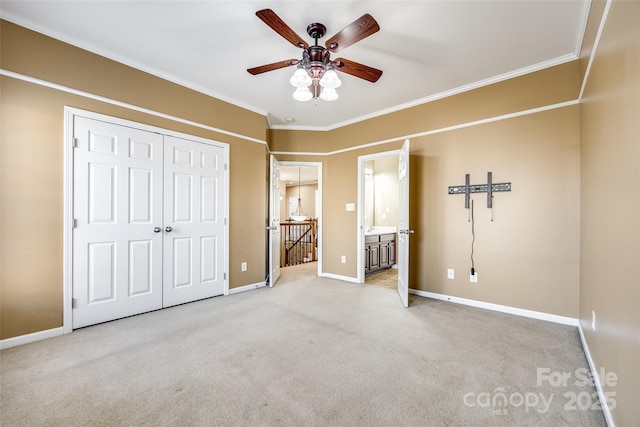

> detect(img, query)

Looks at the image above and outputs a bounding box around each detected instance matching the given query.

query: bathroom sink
[364,226,397,236]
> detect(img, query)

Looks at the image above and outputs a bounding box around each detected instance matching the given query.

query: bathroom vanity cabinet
[364,233,396,275]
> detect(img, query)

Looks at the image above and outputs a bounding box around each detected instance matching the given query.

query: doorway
[358,140,411,307]
[358,152,399,286]
[275,162,322,280]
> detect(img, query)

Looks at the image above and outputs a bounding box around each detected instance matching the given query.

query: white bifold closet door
[72,117,225,329]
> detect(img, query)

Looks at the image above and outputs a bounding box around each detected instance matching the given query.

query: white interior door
[268,155,281,287]
[397,139,411,307]
[72,117,164,328]
[162,135,226,307]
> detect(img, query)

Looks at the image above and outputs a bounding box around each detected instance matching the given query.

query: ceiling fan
[247,9,383,101]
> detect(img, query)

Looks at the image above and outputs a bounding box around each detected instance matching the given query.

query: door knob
[165,226,172,232]
[153,227,162,233]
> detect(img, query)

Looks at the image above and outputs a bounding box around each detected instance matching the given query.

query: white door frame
[356,149,400,284]
[62,107,230,334]
[278,161,323,276]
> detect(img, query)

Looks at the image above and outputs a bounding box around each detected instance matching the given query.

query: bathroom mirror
[364,157,399,233]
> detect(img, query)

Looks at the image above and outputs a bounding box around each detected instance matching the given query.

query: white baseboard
[229,281,267,295]
[409,289,579,326]
[578,324,616,427]
[319,272,360,283]
[0,327,64,350]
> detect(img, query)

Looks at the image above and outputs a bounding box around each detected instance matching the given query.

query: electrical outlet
[470,272,478,283]
[341,256,346,264]
[591,311,596,331]
[447,269,455,279]
[241,262,247,272]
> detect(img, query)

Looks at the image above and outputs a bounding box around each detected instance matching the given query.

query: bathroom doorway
[357,151,400,285]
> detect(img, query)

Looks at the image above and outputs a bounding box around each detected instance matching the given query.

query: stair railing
[280,219,317,267]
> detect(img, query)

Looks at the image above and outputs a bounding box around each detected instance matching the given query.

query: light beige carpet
[1,264,605,426]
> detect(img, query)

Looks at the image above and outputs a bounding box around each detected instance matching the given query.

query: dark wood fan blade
[325,14,380,52]
[247,59,299,75]
[256,9,309,49]
[332,58,383,83]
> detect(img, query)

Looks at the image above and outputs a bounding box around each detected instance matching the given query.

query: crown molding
[0,12,269,119]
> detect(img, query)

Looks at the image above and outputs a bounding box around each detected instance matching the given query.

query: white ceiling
[280,166,318,186]
[0,1,590,131]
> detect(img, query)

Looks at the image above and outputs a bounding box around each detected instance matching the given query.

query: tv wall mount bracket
[448,172,511,208]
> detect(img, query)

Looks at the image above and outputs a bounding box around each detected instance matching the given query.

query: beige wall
[0,21,268,339]
[579,1,640,425]
[408,107,580,316]
[285,184,318,220]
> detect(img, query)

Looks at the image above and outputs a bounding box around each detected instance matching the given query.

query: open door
[397,139,412,307]
[268,155,281,287]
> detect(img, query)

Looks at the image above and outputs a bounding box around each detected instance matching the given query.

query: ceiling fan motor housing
[306,22,327,39]
[301,46,331,79]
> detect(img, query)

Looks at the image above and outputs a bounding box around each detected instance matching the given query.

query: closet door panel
[163,135,225,307]
[72,117,163,328]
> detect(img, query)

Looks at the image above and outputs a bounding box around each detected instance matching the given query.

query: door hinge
[73,218,78,228]
[72,298,77,308]
[224,218,227,225]
[224,273,227,280]
[72,138,78,148]
[224,163,228,171]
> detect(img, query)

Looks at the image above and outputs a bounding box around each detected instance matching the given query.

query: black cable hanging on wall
[470,199,475,276]
[449,172,512,277]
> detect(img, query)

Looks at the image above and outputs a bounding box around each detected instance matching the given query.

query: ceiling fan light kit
[319,69,342,89]
[319,87,339,102]
[248,9,383,103]
[290,67,312,88]
[293,86,314,102]
[290,64,341,102]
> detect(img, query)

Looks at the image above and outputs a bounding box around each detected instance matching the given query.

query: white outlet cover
[470,272,478,283]
[346,203,355,211]
[447,269,454,279]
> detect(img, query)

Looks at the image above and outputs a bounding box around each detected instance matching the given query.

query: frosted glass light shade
[293,87,313,101]
[319,87,339,101]
[319,69,341,89]
[290,68,312,88]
